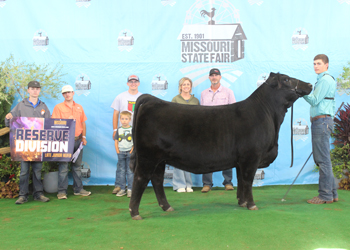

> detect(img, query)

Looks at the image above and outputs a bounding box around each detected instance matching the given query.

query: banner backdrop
[1,0,350,187]
[10,118,76,162]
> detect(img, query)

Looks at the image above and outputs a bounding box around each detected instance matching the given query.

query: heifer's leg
[151,162,173,212]
[129,161,153,220]
[236,167,246,207]
[241,165,259,210]
[238,158,259,210]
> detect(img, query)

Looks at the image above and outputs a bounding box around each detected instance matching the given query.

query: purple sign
[10,117,75,162]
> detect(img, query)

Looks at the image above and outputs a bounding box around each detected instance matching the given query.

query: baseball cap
[61,85,74,93]
[127,75,140,82]
[28,81,41,88]
[209,68,221,76]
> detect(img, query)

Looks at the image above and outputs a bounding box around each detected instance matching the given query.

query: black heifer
[129,73,312,220]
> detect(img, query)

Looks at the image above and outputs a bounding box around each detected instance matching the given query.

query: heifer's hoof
[239,201,247,207]
[248,205,259,210]
[132,215,143,220]
[166,207,174,212]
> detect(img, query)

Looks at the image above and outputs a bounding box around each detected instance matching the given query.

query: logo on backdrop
[338,0,350,4]
[164,165,174,185]
[76,0,91,8]
[161,0,176,6]
[256,73,269,88]
[178,0,246,88]
[151,74,168,97]
[81,162,91,183]
[293,118,309,141]
[178,0,247,63]
[75,73,91,96]
[248,0,264,5]
[33,29,49,52]
[118,29,134,52]
[292,28,309,51]
[0,0,6,8]
[253,169,265,187]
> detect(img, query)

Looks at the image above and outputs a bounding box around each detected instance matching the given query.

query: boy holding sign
[5,81,51,204]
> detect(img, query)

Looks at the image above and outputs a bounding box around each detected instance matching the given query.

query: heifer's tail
[129,94,153,173]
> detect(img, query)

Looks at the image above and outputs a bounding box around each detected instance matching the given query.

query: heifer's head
[265,72,312,108]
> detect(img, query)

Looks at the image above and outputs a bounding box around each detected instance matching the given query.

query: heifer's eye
[285,78,289,82]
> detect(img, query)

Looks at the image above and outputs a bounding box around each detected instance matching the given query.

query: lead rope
[289,80,300,168]
[289,104,294,168]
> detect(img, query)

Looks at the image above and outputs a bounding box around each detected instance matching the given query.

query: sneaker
[201,186,211,193]
[74,189,91,196]
[112,186,121,194]
[186,187,194,193]
[57,193,67,199]
[127,190,132,198]
[116,189,126,197]
[225,184,234,191]
[34,195,50,202]
[15,197,28,205]
[177,188,186,193]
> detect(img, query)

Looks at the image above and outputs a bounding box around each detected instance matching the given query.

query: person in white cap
[5,81,51,204]
[51,85,91,199]
[110,75,142,194]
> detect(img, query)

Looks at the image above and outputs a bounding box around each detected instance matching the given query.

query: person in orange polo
[51,85,91,199]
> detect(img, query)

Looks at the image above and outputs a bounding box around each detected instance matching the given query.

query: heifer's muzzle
[294,80,303,97]
[293,80,312,97]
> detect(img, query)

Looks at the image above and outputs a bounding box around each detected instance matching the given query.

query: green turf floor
[0,185,349,250]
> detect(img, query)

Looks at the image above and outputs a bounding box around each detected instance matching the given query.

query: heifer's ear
[266,72,278,87]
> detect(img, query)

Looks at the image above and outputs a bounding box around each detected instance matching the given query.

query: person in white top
[110,75,142,194]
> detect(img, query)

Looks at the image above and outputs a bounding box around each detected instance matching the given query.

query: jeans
[311,117,338,201]
[202,169,233,187]
[58,139,84,194]
[173,168,192,190]
[115,151,134,190]
[19,161,44,199]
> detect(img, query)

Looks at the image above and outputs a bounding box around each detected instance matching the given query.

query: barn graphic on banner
[33,30,49,52]
[74,74,91,96]
[118,29,134,52]
[256,73,269,88]
[151,74,168,97]
[293,118,309,141]
[292,27,309,51]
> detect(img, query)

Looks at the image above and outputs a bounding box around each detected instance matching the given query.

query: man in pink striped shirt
[200,68,236,193]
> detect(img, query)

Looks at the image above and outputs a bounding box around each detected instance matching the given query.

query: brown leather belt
[75,134,82,141]
[311,115,331,123]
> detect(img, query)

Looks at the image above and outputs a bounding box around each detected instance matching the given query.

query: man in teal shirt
[303,54,338,204]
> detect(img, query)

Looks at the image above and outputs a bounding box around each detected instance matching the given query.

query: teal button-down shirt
[303,71,336,118]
